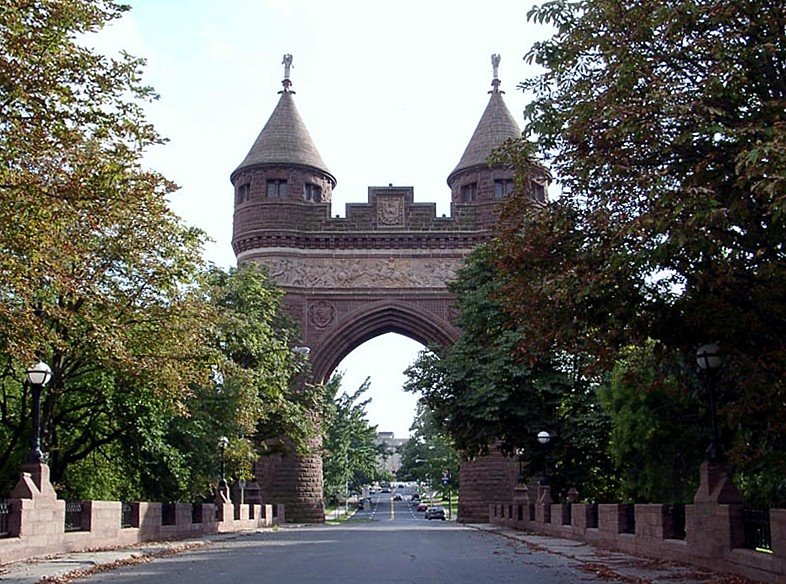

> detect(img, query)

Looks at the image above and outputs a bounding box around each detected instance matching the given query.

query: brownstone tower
[231,55,537,522]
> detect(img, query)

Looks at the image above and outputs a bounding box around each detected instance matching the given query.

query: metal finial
[490,54,502,92]
[281,53,294,93]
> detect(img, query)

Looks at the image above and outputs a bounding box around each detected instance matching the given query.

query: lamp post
[441,469,451,520]
[238,479,246,505]
[515,447,526,484]
[26,361,52,464]
[537,431,551,485]
[696,343,722,461]
[217,436,229,490]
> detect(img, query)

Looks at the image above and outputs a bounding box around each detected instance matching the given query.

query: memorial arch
[230,56,547,522]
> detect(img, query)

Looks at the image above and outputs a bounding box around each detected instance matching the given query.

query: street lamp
[26,361,52,464]
[537,431,551,485]
[515,447,526,484]
[238,478,246,505]
[217,436,229,489]
[441,469,452,520]
[696,343,722,461]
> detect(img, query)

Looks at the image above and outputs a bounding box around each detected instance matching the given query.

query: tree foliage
[0,2,314,503]
[598,342,704,503]
[492,0,786,504]
[322,376,381,502]
[134,264,317,503]
[397,404,459,493]
[0,0,214,494]
[404,245,616,501]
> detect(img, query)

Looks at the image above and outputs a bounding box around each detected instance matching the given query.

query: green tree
[0,0,214,495]
[0,4,315,502]
[494,0,786,505]
[404,245,616,501]
[322,376,380,502]
[0,2,326,503]
[598,343,704,503]
[54,264,317,503]
[397,404,459,494]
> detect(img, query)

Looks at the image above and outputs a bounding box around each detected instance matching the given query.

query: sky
[95,0,551,438]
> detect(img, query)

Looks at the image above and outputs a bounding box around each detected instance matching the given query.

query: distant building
[376,432,408,475]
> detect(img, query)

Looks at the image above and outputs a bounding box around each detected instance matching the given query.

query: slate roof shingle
[448,89,521,184]
[233,91,335,185]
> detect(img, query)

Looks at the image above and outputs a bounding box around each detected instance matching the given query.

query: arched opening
[331,333,424,439]
[309,299,459,384]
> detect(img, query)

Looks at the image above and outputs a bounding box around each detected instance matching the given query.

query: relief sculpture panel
[376,195,405,226]
[259,256,462,289]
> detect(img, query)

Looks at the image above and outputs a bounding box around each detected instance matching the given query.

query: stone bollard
[537,484,552,524]
[687,461,744,569]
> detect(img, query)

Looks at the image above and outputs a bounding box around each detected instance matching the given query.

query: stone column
[513,484,529,526]
[536,484,552,524]
[254,434,324,523]
[245,477,262,505]
[458,448,517,523]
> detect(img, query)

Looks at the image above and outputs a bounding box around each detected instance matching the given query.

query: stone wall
[489,462,786,584]
[0,464,284,566]
[233,183,528,522]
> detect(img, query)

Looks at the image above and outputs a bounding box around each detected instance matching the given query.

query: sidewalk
[0,531,263,584]
[470,524,762,584]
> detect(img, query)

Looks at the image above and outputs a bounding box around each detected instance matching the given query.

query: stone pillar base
[693,460,742,504]
[12,463,58,500]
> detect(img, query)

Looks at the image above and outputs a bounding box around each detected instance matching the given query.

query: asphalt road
[78,492,606,584]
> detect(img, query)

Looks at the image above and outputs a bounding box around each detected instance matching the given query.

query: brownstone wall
[1,465,284,565]
[253,441,324,524]
[232,173,529,522]
[458,449,518,523]
[489,465,786,584]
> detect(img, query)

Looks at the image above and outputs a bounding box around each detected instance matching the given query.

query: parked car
[411,493,420,501]
[425,506,446,520]
[416,502,428,512]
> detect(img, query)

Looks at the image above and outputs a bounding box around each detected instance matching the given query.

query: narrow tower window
[494,179,514,199]
[304,183,321,202]
[267,179,288,198]
[236,183,250,203]
[460,182,477,203]
[532,182,546,202]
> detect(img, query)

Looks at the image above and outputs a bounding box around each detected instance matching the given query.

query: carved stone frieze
[257,256,461,289]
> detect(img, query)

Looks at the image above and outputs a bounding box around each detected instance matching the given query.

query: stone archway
[230,61,537,523]
[237,185,498,522]
[308,299,459,384]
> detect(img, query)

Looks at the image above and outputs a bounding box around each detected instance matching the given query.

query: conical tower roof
[232,61,335,185]
[448,56,521,184]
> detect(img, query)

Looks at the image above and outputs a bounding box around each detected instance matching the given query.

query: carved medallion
[308,300,336,328]
[377,195,404,226]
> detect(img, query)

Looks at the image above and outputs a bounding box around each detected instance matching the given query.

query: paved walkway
[471,524,762,583]
[0,524,764,584]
